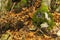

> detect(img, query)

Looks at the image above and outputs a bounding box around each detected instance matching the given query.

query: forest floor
[0,0,60,40]
[0,7,60,40]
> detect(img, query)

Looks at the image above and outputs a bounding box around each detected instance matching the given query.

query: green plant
[32,0,55,30]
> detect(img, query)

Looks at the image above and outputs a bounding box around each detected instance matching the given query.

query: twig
[10,2,16,13]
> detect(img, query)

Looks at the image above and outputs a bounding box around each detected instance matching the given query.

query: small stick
[10,2,16,13]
